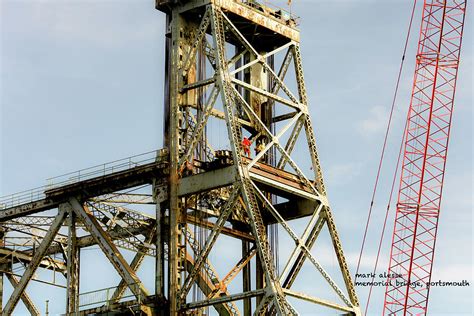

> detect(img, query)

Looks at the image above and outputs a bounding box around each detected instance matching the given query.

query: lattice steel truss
[163,1,361,315]
[384,1,467,315]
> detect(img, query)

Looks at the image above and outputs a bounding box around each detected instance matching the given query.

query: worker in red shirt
[241,137,251,158]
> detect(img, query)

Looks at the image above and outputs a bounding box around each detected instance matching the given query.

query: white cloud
[356,105,389,136]
[432,263,473,282]
[325,162,362,186]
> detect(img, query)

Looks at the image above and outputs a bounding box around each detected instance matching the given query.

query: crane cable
[355,0,418,284]
[364,118,408,315]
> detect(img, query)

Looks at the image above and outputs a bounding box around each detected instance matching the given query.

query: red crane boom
[383,0,467,315]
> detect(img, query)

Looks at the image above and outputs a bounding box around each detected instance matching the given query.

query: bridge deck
[1,149,316,221]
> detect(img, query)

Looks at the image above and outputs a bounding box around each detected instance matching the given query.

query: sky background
[0,0,472,315]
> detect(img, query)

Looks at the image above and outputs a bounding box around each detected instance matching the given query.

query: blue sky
[1,0,472,315]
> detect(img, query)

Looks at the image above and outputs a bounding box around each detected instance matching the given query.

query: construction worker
[185,160,193,175]
[179,160,194,176]
[255,141,265,156]
[242,137,251,158]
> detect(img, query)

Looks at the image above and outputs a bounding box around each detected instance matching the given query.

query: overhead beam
[0,248,66,272]
[216,0,299,42]
[44,225,150,257]
[187,103,253,128]
[249,172,317,201]
[178,166,236,196]
[187,215,254,242]
[269,199,321,224]
[0,199,57,222]
[183,289,266,310]
[91,193,154,205]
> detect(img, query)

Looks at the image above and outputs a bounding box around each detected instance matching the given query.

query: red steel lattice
[383,0,467,315]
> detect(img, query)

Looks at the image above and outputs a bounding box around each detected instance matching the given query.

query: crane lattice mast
[383,1,467,315]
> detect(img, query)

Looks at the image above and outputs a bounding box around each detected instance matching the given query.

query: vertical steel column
[155,202,165,301]
[163,13,172,149]
[0,270,2,315]
[153,179,167,308]
[242,241,251,316]
[66,209,80,314]
[66,210,80,314]
[168,8,184,315]
[0,229,4,314]
[255,257,264,308]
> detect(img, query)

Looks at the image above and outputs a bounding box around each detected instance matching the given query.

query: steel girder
[5,274,40,316]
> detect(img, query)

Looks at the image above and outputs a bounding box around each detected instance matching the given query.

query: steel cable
[355,0,418,286]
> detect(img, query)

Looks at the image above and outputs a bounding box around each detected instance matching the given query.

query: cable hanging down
[355,0,418,283]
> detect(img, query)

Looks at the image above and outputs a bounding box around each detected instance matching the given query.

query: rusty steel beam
[0,199,57,222]
[66,210,80,314]
[44,225,150,257]
[0,161,168,221]
[110,228,156,303]
[3,207,67,314]
[214,0,299,42]
[183,288,266,310]
[6,274,41,316]
[178,166,236,196]
[0,248,67,273]
[186,215,254,242]
[184,253,234,316]
[91,193,154,205]
[68,198,150,301]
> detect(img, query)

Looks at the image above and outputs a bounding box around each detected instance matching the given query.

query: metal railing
[240,0,300,26]
[0,149,168,210]
[78,283,142,310]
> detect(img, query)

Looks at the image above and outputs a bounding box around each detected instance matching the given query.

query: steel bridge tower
[0,1,361,315]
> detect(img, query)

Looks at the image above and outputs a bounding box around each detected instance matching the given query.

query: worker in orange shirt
[241,137,251,158]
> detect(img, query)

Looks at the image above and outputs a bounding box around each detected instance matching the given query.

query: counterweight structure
[0,1,361,315]
[383,0,467,315]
